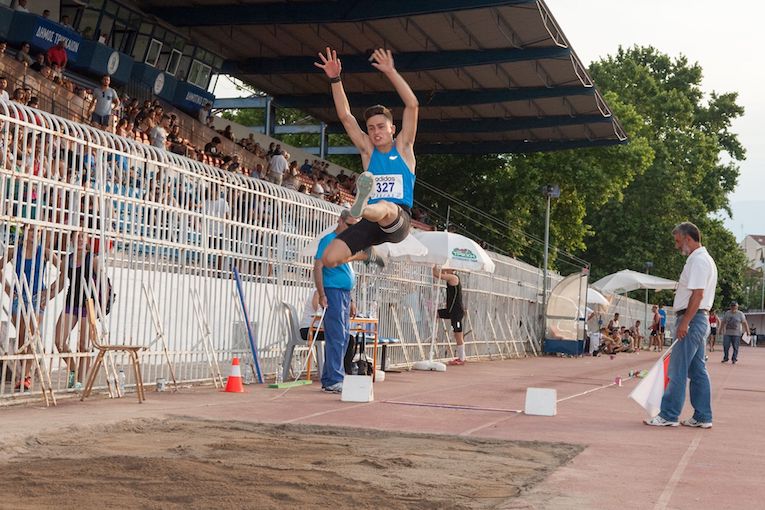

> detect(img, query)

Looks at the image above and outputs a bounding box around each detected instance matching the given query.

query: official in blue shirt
[314,210,362,392]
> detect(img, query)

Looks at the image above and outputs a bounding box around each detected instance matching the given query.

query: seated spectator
[282,163,299,190]
[16,42,33,66]
[27,96,38,109]
[42,9,50,18]
[0,77,8,102]
[198,102,211,124]
[115,118,130,138]
[250,163,263,179]
[607,313,620,333]
[60,15,74,30]
[619,327,635,352]
[11,87,25,103]
[46,41,68,69]
[81,26,93,39]
[311,177,325,199]
[221,124,234,140]
[14,0,29,13]
[251,142,265,158]
[167,124,186,152]
[297,184,309,194]
[226,154,241,173]
[204,136,222,156]
[30,52,45,72]
[599,328,625,354]
[300,159,312,175]
[0,41,7,56]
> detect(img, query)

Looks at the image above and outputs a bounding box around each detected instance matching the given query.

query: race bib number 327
[372,174,404,200]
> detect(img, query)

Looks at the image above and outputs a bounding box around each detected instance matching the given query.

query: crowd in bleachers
[0,36,365,210]
[0,34,442,237]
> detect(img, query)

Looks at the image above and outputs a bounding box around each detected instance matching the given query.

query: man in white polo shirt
[645,222,717,429]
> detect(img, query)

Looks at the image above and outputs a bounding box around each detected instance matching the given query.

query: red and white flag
[629,342,676,416]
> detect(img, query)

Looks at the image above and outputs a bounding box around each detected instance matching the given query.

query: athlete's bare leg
[321,201,399,268]
[362,201,398,225]
[321,238,353,269]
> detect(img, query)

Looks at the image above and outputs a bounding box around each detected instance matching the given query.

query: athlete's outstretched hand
[370,48,395,74]
[314,47,342,78]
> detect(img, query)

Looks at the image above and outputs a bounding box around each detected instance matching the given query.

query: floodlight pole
[540,185,559,336]
[542,193,551,315]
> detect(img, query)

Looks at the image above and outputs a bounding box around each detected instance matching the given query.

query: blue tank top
[367,145,415,208]
[15,245,46,295]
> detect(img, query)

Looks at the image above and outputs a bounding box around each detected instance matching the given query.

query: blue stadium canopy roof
[140,0,627,154]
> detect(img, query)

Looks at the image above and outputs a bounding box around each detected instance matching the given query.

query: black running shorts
[451,313,464,333]
[336,205,411,255]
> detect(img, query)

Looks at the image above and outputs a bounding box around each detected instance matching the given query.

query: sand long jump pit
[0,417,581,509]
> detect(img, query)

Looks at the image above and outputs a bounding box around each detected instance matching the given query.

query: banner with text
[30,17,82,63]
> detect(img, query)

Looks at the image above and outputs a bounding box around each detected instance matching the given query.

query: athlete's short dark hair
[364,104,393,123]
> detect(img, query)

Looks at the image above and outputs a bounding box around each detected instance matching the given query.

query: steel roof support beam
[414,138,626,154]
[246,113,610,135]
[302,138,625,155]
[150,0,536,27]
[321,114,612,134]
[270,86,593,109]
[213,97,270,109]
[221,47,570,74]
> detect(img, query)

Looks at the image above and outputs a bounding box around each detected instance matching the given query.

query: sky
[546,0,764,239]
[214,1,762,239]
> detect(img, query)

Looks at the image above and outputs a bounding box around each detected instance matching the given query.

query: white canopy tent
[587,288,609,307]
[593,269,677,340]
[592,270,677,294]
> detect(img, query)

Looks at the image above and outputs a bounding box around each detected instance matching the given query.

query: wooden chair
[81,298,146,403]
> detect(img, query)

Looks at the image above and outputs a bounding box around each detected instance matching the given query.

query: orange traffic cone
[224,357,245,393]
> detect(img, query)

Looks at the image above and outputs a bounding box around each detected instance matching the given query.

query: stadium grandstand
[0,0,644,402]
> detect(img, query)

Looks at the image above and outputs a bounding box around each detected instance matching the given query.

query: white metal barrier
[0,100,645,402]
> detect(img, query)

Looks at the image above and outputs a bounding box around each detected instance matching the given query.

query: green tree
[413,90,654,267]
[583,46,746,304]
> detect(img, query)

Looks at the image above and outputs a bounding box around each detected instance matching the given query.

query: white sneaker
[681,417,712,429]
[644,415,679,427]
[322,382,343,394]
